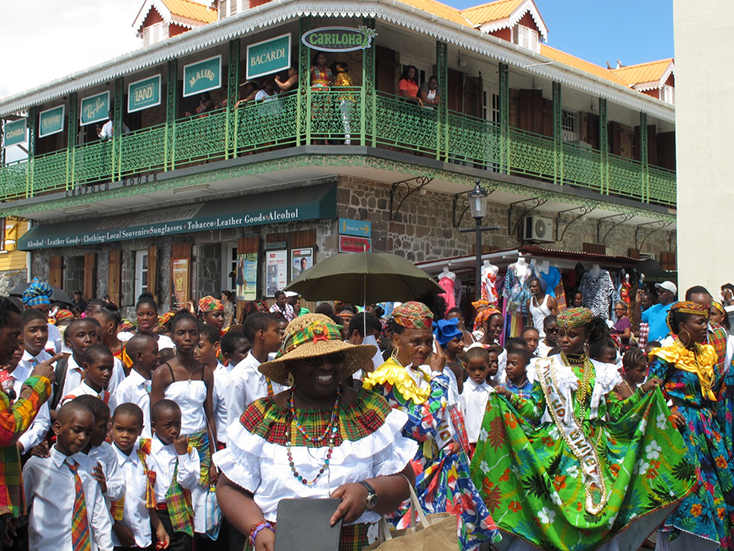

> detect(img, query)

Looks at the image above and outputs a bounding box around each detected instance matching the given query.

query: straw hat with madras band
[259,313,377,386]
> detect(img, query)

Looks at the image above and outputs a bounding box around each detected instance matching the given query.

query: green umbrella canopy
[285,251,443,305]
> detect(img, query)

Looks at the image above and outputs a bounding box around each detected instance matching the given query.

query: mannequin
[481,260,500,306]
[590,263,601,278]
[438,266,457,311]
[579,264,614,319]
[503,254,535,337]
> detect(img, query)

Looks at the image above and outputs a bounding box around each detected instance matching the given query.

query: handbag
[204,484,223,540]
[363,477,459,551]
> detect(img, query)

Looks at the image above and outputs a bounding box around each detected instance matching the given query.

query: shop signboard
[339,235,371,253]
[3,119,26,147]
[183,55,222,97]
[80,91,110,126]
[291,248,313,279]
[171,258,190,309]
[266,250,288,297]
[38,106,65,138]
[236,252,258,301]
[339,218,371,237]
[128,74,161,113]
[246,34,291,80]
[302,26,377,52]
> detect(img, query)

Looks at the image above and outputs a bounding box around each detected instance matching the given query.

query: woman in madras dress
[649,301,734,551]
[362,301,499,551]
[214,314,416,551]
[470,307,695,551]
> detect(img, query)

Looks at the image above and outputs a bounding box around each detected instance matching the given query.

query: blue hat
[433,318,463,347]
[22,278,52,307]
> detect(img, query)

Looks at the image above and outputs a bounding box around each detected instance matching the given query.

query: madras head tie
[198,296,224,313]
[22,278,52,307]
[67,461,92,551]
[391,301,434,329]
[557,307,595,331]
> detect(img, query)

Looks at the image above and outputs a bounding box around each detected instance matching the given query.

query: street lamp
[460,180,498,300]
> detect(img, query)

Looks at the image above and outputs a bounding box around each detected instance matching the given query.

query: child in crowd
[24,401,114,551]
[159,347,176,365]
[614,348,649,400]
[503,348,533,400]
[645,340,661,356]
[220,330,250,368]
[589,337,619,365]
[225,313,283,430]
[521,327,540,357]
[196,324,228,448]
[460,346,493,456]
[109,403,166,550]
[110,334,159,438]
[16,309,53,454]
[53,318,99,408]
[485,344,501,386]
[536,315,559,358]
[74,394,125,503]
[434,318,466,394]
[60,344,115,405]
[148,399,200,551]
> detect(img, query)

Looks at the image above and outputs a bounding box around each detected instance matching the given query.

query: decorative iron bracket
[389,176,433,221]
[554,206,596,242]
[452,184,495,227]
[596,212,633,244]
[635,220,673,250]
[508,197,547,236]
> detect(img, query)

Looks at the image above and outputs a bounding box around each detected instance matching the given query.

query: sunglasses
[301,352,346,367]
[546,327,559,333]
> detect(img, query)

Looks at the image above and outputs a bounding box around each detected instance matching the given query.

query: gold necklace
[561,351,593,404]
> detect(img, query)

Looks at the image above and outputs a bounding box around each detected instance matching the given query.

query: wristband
[249,521,275,546]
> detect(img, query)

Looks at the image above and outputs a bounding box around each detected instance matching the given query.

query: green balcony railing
[0,88,676,207]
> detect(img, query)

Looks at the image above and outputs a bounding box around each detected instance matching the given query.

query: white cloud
[0,0,143,100]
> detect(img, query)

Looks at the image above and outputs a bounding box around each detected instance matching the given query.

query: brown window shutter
[109,250,121,306]
[238,236,260,254]
[375,46,397,94]
[83,253,96,301]
[462,75,482,118]
[447,68,463,113]
[147,245,158,303]
[49,255,63,288]
[582,243,606,255]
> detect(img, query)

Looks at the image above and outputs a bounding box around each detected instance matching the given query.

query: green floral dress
[469,354,696,551]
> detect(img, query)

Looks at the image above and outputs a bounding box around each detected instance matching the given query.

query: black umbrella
[9,281,74,305]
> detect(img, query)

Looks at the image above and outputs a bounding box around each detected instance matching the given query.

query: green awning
[19,182,336,250]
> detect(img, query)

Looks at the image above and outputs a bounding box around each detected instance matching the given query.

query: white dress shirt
[97,119,130,139]
[460,378,493,444]
[15,350,53,453]
[225,354,285,432]
[117,333,175,350]
[87,441,125,502]
[60,380,109,407]
[111,442,152,548]
[147,434,200,503]
[58,354,86,408]
[107,357,126,395]
[109,369,152,438]
[45,323,63,355]
[24,446,114,551]
[212,361,234,441]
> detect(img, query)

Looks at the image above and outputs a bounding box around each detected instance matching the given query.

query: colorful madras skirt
[188,429,211,486]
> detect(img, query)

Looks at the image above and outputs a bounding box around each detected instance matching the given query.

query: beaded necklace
[560,351,594,405]
[286,388,341,486]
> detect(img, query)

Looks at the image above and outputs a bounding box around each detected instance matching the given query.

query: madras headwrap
[557,307,595,330]
[56,309,74,323]
[666,300,710,333]
[198,296,224,313]
[471,300,500,332]
[392,301,433,329]
[119,319,135,332]
[159,311,175,328]
[22,278,52,307]
[109,439,157,522]
[164,460,194,537]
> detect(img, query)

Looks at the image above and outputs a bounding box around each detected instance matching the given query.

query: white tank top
[529,294,551,337]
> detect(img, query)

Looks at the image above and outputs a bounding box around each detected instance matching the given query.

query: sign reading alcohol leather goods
[3,119,26,147]
[246,34,291,80]
[39,105,65,138]
[302,26,377,52]
[183,55,222,97]
[128,74,161,113]
[80,91,110,126]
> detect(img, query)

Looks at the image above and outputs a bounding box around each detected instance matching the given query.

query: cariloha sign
[302,26,377,52]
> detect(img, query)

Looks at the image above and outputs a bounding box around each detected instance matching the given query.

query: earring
[679,329,691,345]
[286,372,295,387]
[108,328,114,336]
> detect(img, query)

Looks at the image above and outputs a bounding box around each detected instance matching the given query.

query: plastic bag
[205,485,223,540]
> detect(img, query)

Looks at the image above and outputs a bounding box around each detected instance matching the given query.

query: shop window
[562,109,579,142]
[135,250,149,300]
[221,243,239,294]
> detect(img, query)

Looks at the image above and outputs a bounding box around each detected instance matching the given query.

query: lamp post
[460,180,498,300]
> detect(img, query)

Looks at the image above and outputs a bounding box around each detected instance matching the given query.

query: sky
[0,0,674,100]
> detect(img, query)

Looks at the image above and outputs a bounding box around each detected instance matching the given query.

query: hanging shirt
[579,270,615,320]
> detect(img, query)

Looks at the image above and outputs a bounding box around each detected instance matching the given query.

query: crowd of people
[2,273,734,551]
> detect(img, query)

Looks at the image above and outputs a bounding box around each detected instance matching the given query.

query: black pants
[115,546,153,551]
[156,509,192,551]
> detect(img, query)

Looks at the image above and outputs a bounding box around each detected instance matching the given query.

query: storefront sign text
[3,119,26,147]
[80,91,110,126]
[128,74,161,113]
[39,106,65,138]
[246,34,291,80]
[302,26,377,52]
[183,55,221,97]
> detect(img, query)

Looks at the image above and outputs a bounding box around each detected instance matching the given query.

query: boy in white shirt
[60,345,114,406]
[23,401,114,551]
[110,335,159,438]
[147,399,200,550]
[460,346,493,457]
[196,324,227,448]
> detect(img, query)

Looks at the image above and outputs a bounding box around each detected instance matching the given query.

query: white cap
[654,281,677,295]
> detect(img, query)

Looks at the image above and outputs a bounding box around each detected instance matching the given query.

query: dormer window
[661,84,674,105]
[143,22,168,46]
[513,25,539,53]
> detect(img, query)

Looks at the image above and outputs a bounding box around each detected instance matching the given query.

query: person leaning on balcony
[97,110,130,140]
[418,75,440,107]
[274,66,298,93]
[235,80,261,109]
[398,65,422,106]
[310,52,333,90]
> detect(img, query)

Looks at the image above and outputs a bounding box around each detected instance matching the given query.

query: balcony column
[113,77,124,181]
[297,16,312,145]
[553,81,563,185]
[165,59,178,171]
[361,17,375,146]
[0,123,5,166]
[436,41,448,161]
[640,111,649,202]
[499,62,510,173]
[599,97,608,194]
[27,107,36,197]
[66,93,78,189]
[226,38,240,159]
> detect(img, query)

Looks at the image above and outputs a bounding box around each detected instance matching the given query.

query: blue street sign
[339,218,371,237]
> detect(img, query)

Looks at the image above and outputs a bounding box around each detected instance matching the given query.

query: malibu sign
[302,26,377,52]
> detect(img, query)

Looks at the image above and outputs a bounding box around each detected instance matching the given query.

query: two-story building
[0,0,677,313]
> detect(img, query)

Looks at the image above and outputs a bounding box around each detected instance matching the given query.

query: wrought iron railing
[0,89,676,207]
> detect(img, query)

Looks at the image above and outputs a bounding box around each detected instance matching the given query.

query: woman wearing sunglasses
[214,314,416,551]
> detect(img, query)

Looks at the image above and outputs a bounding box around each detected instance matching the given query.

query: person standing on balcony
[418,75,440,107]
[274,65,298,94]
[96,110,130,140]
[398,65,422,106]
[310,52,332,144]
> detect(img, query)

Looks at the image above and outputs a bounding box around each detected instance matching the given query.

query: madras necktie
[67,461,92,551]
